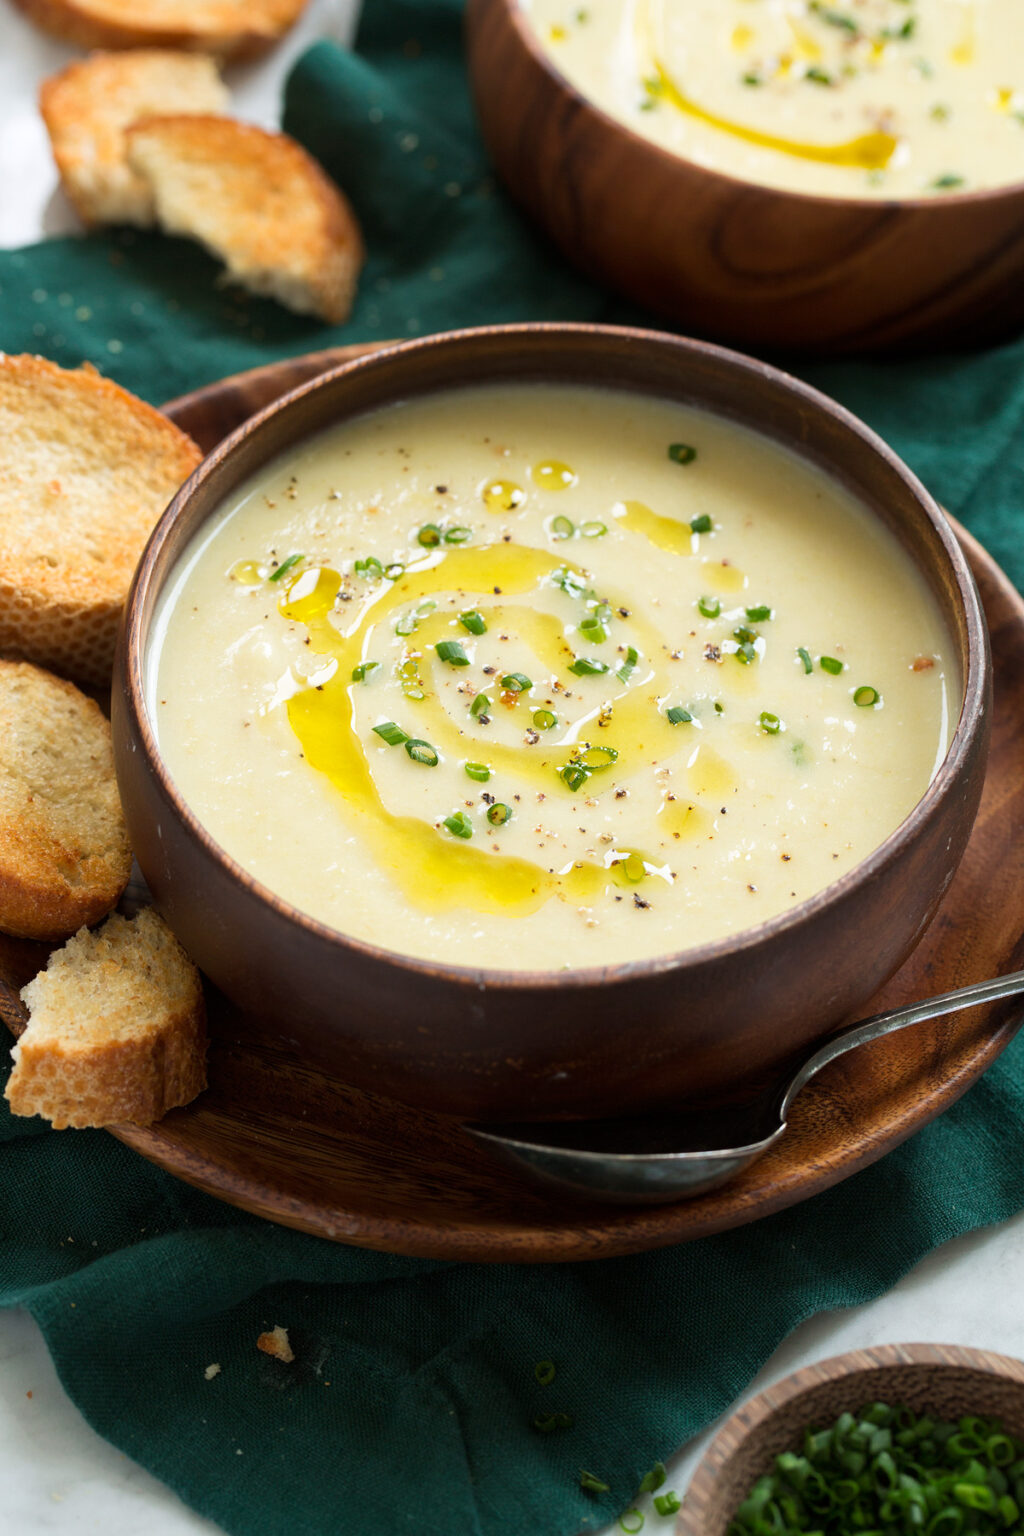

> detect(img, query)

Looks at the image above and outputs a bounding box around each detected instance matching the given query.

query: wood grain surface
[2,350,1023,1263]
[680,1343,1024,1535]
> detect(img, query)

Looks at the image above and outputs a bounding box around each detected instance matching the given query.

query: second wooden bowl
[681,1343,1024,1535]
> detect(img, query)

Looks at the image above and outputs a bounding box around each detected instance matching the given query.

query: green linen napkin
[2,4,1024,1533]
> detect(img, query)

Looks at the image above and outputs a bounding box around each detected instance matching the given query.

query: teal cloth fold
[2,3,1024,1532]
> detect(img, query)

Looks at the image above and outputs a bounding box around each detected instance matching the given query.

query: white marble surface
[3,3,1024,1533]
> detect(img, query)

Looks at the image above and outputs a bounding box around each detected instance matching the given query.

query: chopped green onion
[443,811,473,838]
[384,562,405,580]
[459,609,487,634]
[417,522,442,547]
[534,1360,556,1385]
[470,692,492,718]
[581,521,607,537]
[464,762,490,782]
[579,745,618,770]
[551,515,575,540]
[268,553,303,582]
[560,763,588,792]
[653,1492,681,1517]
[698,595,720,619]
[735,641,757,665]
[435,639,470,667]
[638,1464,666,1495]
[404,738,439,766]
[415,600,437,618]
[797,647,813,674]
[487,801,512,826]
[533,709,557,730]
[617,645,639,684]
[351,661,379,682]
[689,514,712,534]
[666,705,692,725]
[733,625,758,645]
[354,555,383,579]
[668,442,697,465]
[551,566,591,600]
[820,655,844,675]
[501,672,532,693]
[580,1471,610,1494]
[931,172,966,190]
[569,657,610,676]
[579,617,608,644]
[854,685,880,707]
[444,525,473,544]
[746,604,772,622]
[372,721,408,746]
[759,711,782,734]
[619,1512,644,1534]
[395,612,418,636]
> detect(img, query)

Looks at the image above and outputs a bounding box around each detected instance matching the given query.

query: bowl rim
[485,0,1024,211]
[122,320,989,993]
[679,1342,1024,1535]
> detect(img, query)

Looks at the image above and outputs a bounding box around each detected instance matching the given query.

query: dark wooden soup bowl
[466,0,1024,354]
[112,324,990,1122]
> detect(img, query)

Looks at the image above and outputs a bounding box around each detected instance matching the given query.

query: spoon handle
[780,967,1024,1119]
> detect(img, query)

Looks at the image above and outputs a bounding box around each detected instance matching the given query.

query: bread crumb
[204,1363,221,1380]
[257,1326,294,1363]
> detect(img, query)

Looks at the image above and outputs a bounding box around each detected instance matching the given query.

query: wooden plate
[2,348,1023,1264]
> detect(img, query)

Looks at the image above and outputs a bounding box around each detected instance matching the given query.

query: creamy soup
[523,0,1024,198]
[149,385,953,971]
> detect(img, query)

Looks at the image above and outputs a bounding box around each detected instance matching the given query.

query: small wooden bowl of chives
[680,1344,1024,1535]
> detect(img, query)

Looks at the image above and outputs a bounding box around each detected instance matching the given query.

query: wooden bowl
[465,0,1024,355]
[681,1343,1024,1534]
[111,323,990,1121]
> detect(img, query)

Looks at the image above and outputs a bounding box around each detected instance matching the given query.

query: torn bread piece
[10,0,310,58]
[257,1327,295,1363]
[0,661,131,942]
[0,354,202,687]
[6,908,207,1128]
[126,115,364,324]
[41,50,229,227]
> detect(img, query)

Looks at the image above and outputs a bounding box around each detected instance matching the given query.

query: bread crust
[0,353,201,687]
[0,660,132,941]
[11,0,308,57]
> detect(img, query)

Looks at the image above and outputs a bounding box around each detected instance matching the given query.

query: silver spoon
[466,969,1024,1205]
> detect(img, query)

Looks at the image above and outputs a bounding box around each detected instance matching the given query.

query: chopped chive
[465,762,490,782]
[666,705,692,725]
[354,555,384,579]
[443,811,473,839]
[638,1463,666,1495]
[580,1471,610,1494]
[733,625,758,645]
[435,639,470,666]
[470,692,492,718]
[653,1492,681,1517]
[551,515,575,540]
[820,655,844,675]
[551,566,591,600]
[417,522,442,547]
[459,609,487,634]
[384,562,405,580]
[804,64,835,84]
[372,721,408,746]
[560,763,589,792]
[415,600,437,618]
[697,595,720,619]
[487,801,512,826]
[668,443,697,465]
[797,646,813,674]
[405,738,439,766]
[619,1512,644,1533]
[534,1360,556,1385]
[759,711,782,734]
[444,525,473,544]
[395,612,418,636]
[351,661,379,682]
[581,521,607,537]
[569,657,610,676]
[854,685,880,707]
[501,672,532,693]
[745,604,772,622]
[617,645,639,684]
[931,172,966,190]
[579,745,618,769]
[579,617,608,644]
[533,708,557,730]
[689,514,712,534]
[268,553,303,582]
[735,641,757,666]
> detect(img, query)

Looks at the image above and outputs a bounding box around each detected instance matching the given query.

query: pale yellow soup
[523,0,1024,198]
[149,384,953,972]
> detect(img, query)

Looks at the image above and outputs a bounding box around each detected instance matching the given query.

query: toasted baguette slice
[10,0,309,57]
[0,354,201,687]
[6,908,207,1129]
[41,51,229,227]
[0,660,131,942]
[126,116,364,324]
